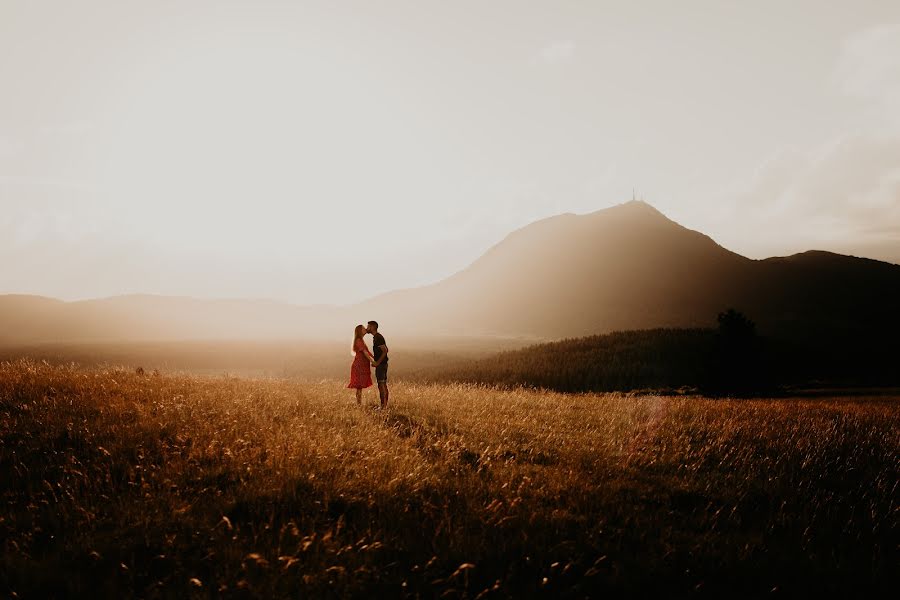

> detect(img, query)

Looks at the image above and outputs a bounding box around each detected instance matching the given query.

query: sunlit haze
[2,0,899,305]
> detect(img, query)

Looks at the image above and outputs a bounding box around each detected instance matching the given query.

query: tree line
[428,310,898,395]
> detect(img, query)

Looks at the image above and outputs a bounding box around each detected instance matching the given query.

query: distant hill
[0,294,342,345]
[2,201,899,346]
[357,201,900,341]
[424,327,900,394]
[427,328,719,393]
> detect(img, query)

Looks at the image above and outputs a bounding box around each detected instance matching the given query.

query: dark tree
[708,308,769,395]
[717,308,756,342]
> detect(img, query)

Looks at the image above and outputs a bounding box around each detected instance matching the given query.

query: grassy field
[0,338,525,380]
[1,360,897,598]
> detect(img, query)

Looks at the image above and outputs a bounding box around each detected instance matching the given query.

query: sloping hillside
[2,201,898,345]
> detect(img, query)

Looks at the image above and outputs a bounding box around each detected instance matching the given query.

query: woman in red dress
[348,324,375,404]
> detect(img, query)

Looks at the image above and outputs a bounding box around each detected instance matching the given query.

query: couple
[348,320,390,409]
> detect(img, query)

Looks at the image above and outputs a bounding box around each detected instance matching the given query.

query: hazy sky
[2,0,899,305]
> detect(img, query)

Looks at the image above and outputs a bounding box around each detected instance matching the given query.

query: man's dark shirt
[372,333,388,364]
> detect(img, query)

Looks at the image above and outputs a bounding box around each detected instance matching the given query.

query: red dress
[347,338,373,389]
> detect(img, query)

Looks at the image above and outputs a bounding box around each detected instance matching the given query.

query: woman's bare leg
[356,388,362,404]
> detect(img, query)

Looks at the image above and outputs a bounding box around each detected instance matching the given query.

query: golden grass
[0,359,896,597]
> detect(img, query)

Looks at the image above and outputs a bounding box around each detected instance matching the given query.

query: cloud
[0,136,23,160]
[37,120,94,137]
[720,133,900,263]
[704,24,900,265]
[0,174,95,190]
[834,24,900,127]
[534,40,576,65]
[0,176,110,244]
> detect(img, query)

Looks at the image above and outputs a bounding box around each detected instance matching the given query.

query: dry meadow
[1,359,896,597]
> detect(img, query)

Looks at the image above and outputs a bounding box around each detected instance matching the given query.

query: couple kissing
[348,320,389,409]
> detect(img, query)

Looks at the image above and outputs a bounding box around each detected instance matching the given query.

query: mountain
[358,201,755,337]
[357,201,900,340]
[2,201,898,345]
[0,294,342,345]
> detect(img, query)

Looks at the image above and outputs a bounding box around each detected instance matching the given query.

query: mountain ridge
[2,200,898,344]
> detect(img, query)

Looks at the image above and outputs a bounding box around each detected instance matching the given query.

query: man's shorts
[375,362,389,383]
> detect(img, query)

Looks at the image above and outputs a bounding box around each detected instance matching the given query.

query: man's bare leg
[378,382,389,409]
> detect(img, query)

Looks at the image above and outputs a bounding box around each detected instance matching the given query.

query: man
[366,320,389,409]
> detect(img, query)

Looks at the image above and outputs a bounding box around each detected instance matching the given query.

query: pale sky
[2,0,899,305]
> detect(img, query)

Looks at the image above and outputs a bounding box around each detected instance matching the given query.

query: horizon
[3,198,899,308]
[3,1,900,305]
